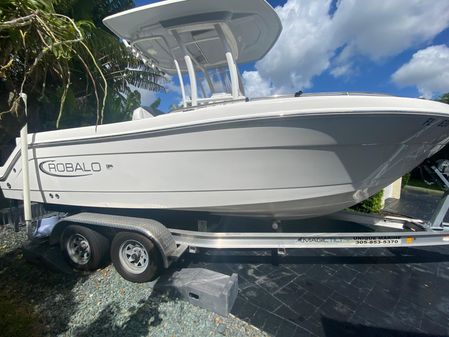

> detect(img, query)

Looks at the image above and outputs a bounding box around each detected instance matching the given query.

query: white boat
[1,0,449,219]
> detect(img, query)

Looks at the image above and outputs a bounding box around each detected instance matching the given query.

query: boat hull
[1,95,449,219]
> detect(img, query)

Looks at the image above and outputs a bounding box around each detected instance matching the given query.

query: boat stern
[0,146,24,201]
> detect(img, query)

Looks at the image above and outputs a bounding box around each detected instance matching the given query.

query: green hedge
[350,190,384,214]
[401,172,411,189]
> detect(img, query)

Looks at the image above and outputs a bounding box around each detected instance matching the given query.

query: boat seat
[132,107,154,120]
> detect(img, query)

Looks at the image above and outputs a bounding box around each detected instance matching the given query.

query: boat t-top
[1,0,449,220]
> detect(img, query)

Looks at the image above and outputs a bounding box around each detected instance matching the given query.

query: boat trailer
[20,163,449,279]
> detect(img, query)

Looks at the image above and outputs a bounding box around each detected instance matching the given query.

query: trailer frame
[23,163,449,282]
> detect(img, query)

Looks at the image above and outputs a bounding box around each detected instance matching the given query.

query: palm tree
[54,0,166,127]
[0,0,165,141]
[439,93,449,105]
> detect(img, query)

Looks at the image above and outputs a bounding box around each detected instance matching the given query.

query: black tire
[111,232,162,283]
[61,225,110,271]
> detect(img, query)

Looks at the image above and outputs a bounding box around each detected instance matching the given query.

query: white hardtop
[103,0,282,73]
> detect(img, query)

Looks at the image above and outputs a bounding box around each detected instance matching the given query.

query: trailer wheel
[111,232,162,283]
[62,225,110,270]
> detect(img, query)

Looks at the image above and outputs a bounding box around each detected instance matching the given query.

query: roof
[103,0,282,74]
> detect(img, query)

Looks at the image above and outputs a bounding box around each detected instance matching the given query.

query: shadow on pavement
[0,245,84,336]
[321,316,446,337]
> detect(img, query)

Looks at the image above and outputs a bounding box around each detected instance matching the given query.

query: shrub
[401,172,411,189]
[350,190,384,214]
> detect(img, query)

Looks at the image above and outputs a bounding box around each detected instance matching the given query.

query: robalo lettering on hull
[39,160,102,177]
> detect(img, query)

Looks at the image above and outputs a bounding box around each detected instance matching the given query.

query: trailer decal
[353,236,401,246]
[297,236,402,246]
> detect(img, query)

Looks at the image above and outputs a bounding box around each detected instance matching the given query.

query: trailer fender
[49,212,177,268]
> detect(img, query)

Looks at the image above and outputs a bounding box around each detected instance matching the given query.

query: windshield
[195,67,232,98]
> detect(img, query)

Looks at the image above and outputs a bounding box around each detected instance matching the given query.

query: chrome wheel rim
[119,240,149,274]
[66,233,91,265]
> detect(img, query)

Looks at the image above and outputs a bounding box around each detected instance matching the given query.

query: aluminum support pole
[215,24,239,99]
[172,30,198,106]
[225,52,239,99]
[174,59,187,107]
[19,93,32,238]
[237,70,246,97]
[184,55,197,106]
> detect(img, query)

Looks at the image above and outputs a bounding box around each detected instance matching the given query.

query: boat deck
[183,186,449,337]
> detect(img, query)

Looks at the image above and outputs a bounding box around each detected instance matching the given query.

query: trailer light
[406,237,414,244]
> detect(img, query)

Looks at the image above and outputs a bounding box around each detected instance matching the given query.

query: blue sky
[133,0,449,112]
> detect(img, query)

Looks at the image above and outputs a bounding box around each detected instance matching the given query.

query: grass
[406,177,443,192]
[0,290,45,337]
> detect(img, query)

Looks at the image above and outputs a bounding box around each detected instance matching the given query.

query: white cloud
[392,45,449,98]
[137,88,157,106]
[164,74,181,94]
[251,0,334,96]
[332,1,449,60]
[244,0,449,97]
[330,0,449,73]
[330,64,353,78]
[242,71,274,98]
